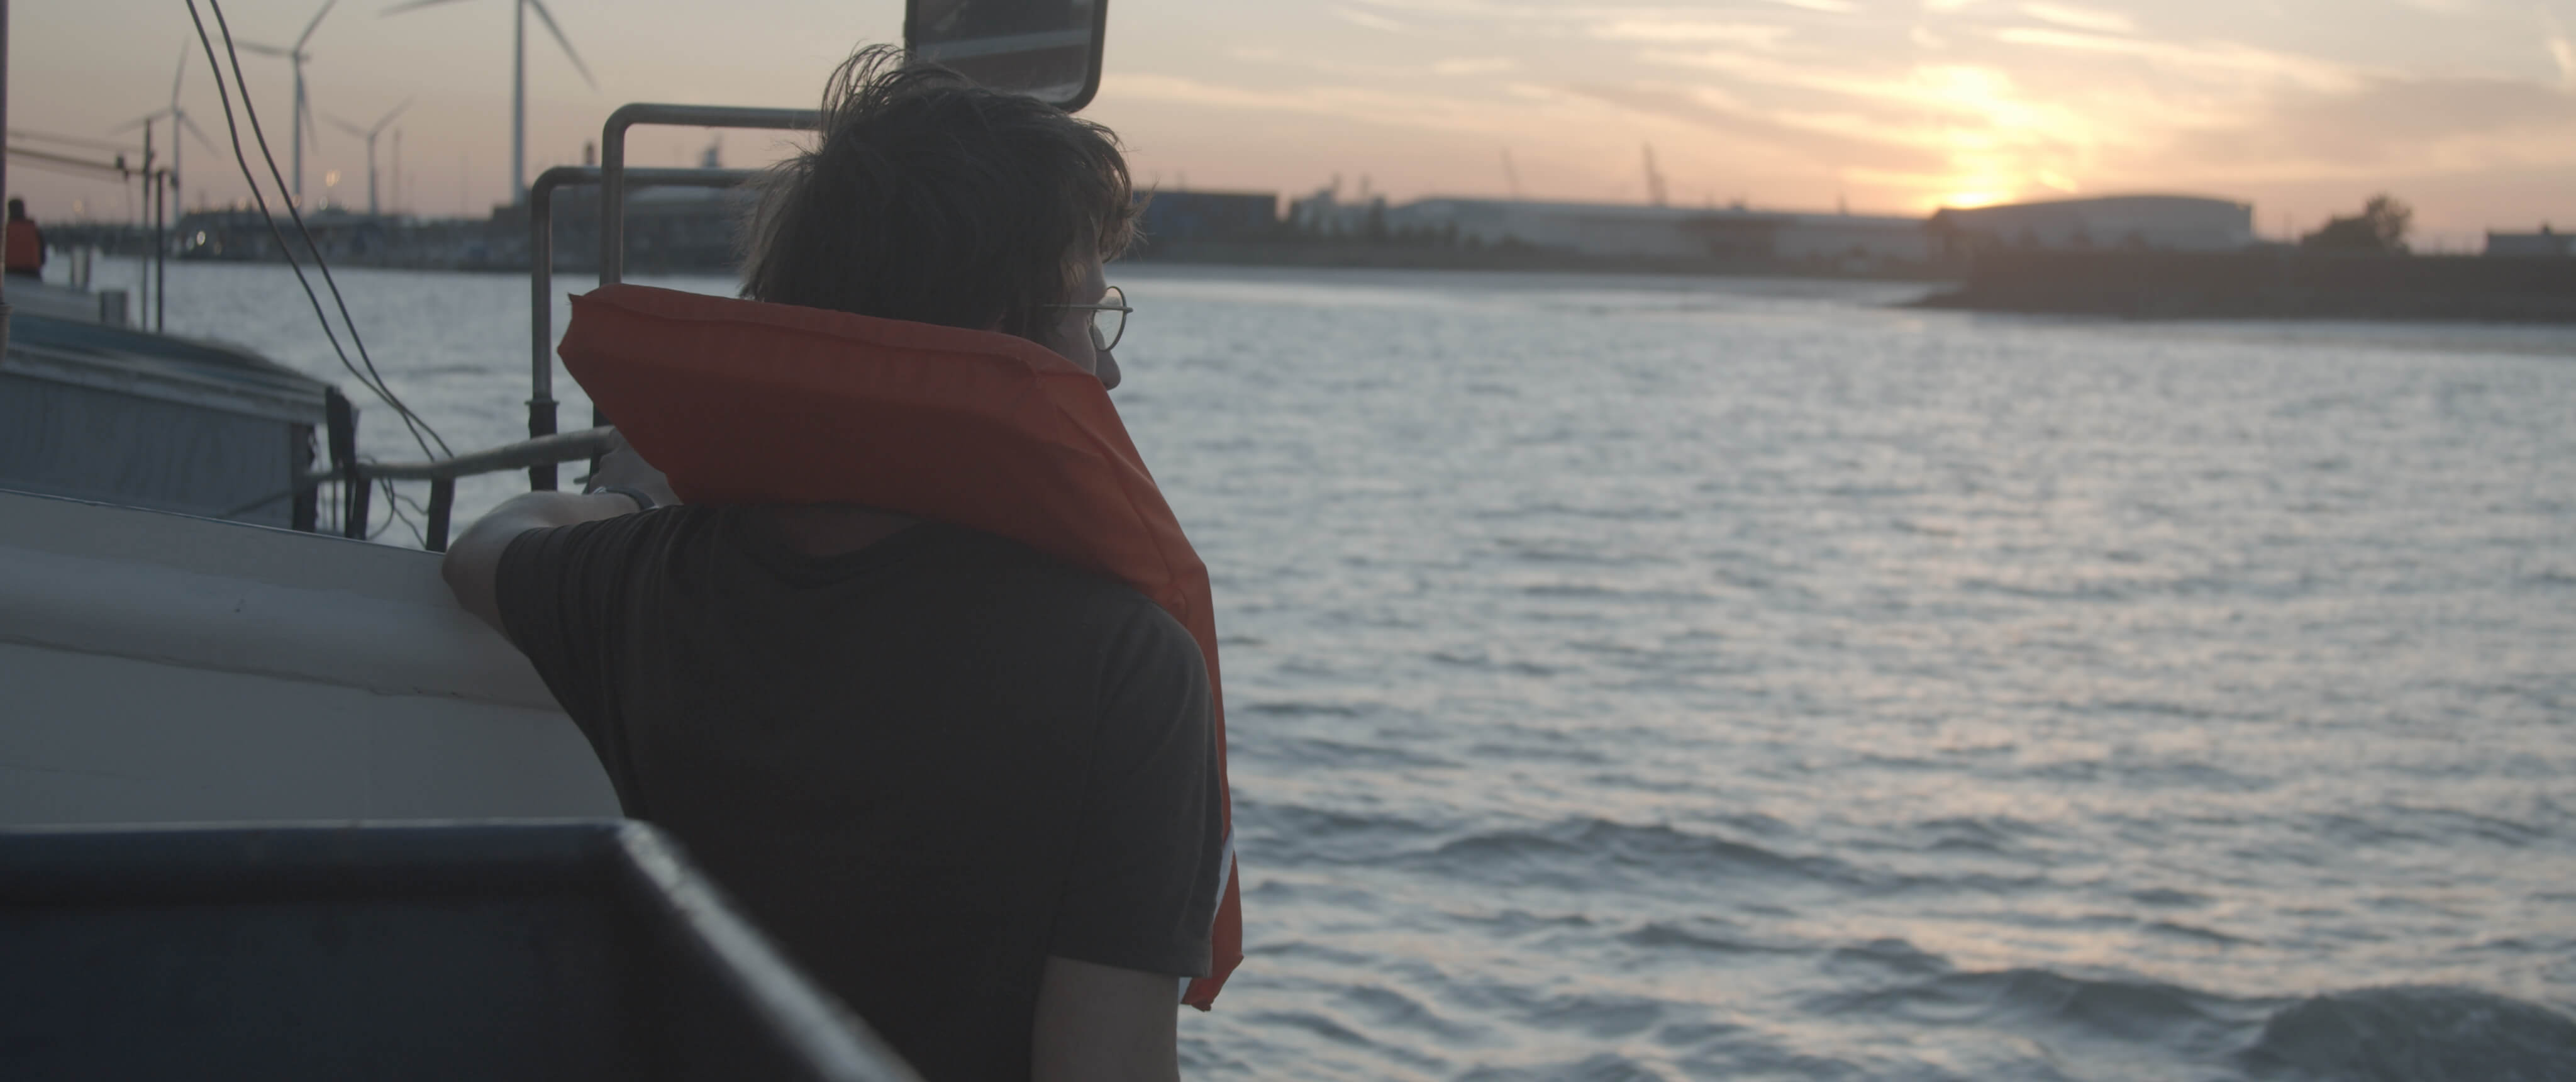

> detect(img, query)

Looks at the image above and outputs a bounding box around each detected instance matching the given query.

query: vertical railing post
[597,118,626,288]
[291,423,318,533]
[1,0,13,366]
[425,477,455,552]
[157,170,169,332]
[341,464,371,539]
[325,388,362,538]
[528,169,564,489]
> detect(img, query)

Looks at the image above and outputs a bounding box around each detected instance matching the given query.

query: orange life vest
[558,283,1243,1010]
[4,220,42,274]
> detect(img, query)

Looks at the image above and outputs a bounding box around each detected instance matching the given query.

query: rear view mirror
[905,0,1108,112]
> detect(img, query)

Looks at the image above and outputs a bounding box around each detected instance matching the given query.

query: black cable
[182,0,419,453]
[374,476,427,545]
[204,0,450,459]
[187,0,452,460]
[206,0,448,459]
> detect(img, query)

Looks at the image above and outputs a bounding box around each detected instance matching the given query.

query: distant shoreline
[1119,237,1951,282]
[1916,249,2576,323]
[50,230,2576,325]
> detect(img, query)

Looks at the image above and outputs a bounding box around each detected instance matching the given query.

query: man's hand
[1030,956,1181,1082]
[588,430,680,508]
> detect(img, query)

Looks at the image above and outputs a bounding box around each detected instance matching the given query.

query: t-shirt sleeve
[494,513,661,762]
[1047,609,1226,979]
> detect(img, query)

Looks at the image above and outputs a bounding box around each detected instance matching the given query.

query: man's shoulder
[945,525,1187,607]
[917,526,1204,664]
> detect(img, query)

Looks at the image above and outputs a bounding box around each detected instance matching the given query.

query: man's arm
[1030,956,1180,1082]
[441,433,676,633]
[440,489,645,634]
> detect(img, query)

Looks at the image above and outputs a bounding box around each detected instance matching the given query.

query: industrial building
[1680,211,1932,267]
[1133,190,1281,245]
[1285,190,1932,268]
[1926,195,2255,255]
[2485,227,2575,257]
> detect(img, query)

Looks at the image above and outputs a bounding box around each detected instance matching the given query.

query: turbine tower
[384,0,595,207]
[114,43,221,215]
[330,100,413,216]
[240,0,340,205]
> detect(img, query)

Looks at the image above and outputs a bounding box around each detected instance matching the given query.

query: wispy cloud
[1990,27,2363,93]
[2166,74,2576,174]
[1559,82,1948,172]
[1107,72,1521,137]
[1590,20,1798,49]
[1333,6,1408,33]
[2545,9,2576,90]
[2018,2,2135,34]
[1433,56,1520,75]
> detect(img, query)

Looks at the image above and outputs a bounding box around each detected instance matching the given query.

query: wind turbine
[384,0,595,207]
[329,99,412,216]
[113,42,222,214]
[239,0,340,205]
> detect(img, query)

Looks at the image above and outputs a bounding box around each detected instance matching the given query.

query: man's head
[7,199,25,221]
[741,45,1136,385]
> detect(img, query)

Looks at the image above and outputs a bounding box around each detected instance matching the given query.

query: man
[443,47,1221,1082]
[6,198,45,280]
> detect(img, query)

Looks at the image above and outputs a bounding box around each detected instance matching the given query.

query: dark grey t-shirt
[497,506,1223,1082]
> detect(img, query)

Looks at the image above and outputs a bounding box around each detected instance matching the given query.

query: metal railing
[319,103,819,552]
[525,164,758,491]
[594,104,818,287]
[306,426,618,552]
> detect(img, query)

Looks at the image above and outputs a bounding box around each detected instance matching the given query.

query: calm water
[84,258,2576,1079]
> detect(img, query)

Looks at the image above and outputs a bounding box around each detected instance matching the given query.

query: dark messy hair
[740,44,1135,340]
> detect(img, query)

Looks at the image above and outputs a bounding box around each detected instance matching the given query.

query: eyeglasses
[1045,286,1130,352]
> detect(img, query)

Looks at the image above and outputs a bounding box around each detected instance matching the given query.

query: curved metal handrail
[303,427,618,551]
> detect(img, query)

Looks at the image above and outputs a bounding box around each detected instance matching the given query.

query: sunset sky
[14,0,2575,248]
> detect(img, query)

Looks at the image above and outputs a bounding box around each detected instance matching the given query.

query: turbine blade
[526,0,597,89]
[329,114,370,138]
[236,40,294,58]
[108,110,171,134]
[298,0,341,50]
[376,98,414,131]
[172,39,190,103]
[180,113,223,155]
[380,0,474,17]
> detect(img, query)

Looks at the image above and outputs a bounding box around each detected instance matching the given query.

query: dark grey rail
[304,427,618,552]
[328,106,818,552]
[526,164,758,491]
[595,104,819,289]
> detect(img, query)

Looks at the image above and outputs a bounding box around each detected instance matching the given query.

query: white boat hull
[0,488,618,825]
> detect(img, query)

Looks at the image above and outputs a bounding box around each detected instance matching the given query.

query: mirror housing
[904,0,1108,113]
